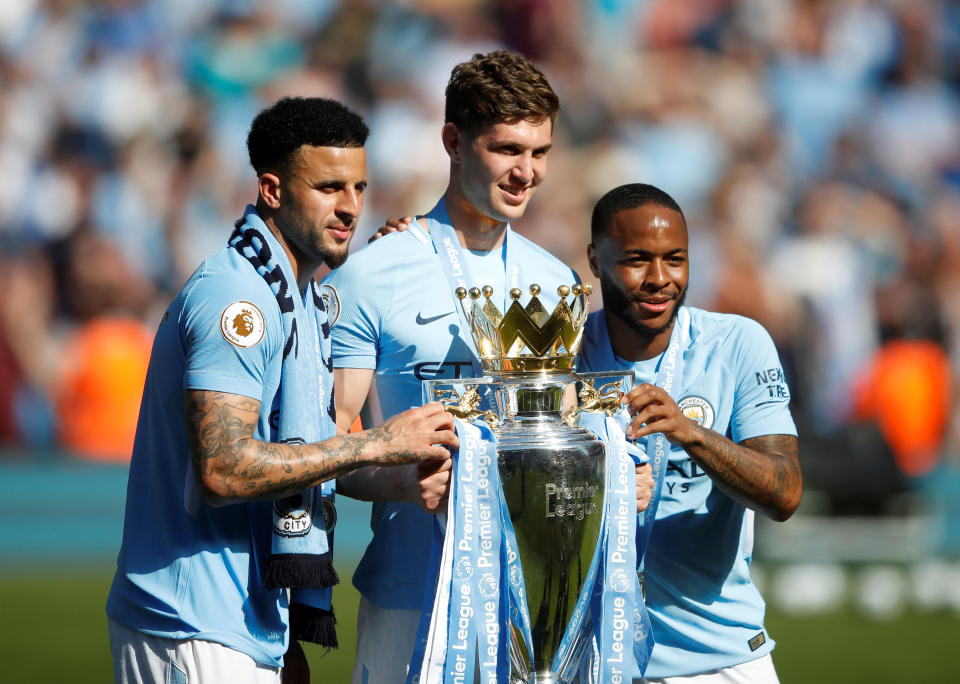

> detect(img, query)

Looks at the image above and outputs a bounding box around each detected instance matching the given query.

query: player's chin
[628,309,674,337]
[492,195,532,221]
[322,244,351,269]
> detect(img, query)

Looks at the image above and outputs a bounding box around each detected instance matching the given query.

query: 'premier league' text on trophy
[417,282,642,684]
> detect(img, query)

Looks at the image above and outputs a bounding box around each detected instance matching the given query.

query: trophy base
[512,675,564,684]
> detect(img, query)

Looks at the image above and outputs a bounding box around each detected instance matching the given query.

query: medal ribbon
[636,308,688,558]
[425,199,522,375]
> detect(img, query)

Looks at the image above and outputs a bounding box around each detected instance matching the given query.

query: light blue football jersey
[578,307,797,678]
[106,235,294,666]
[323,215,578,609]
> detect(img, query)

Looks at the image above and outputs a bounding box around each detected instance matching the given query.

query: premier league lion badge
[220,300,265,348]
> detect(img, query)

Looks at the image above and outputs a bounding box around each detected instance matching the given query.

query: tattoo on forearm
[689,428,800,519]
[185,390,424,502]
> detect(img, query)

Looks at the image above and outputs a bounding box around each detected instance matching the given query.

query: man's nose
[338,189,362,219]
[512,155,534,184]
[646,259,669,286]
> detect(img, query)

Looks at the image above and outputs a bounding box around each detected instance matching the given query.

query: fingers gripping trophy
[408,283,651,684]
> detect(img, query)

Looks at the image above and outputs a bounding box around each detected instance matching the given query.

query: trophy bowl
[494,374,605,683]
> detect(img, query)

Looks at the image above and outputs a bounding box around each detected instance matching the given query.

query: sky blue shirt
[578,307,797,678]
[106,236,295,667]
[323,219,577,608]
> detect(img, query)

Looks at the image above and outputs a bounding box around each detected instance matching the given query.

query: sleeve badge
[220,300,265,348]
[319,283,340,326]
[678,395,715,430]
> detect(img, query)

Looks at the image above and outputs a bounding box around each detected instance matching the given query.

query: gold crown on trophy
[455,282,592,375]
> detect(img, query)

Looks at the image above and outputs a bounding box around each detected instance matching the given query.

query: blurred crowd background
[1,0,958,540]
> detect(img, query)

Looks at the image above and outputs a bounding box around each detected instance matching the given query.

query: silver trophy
[424,284,632,683]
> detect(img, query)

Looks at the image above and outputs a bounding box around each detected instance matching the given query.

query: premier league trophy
[418,283,638,684]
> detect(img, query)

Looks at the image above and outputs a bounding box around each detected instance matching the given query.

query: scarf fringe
[264,554,340,590]
[290,603,338,648]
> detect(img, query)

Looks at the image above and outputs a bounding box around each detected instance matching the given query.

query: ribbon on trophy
[579,307,691,562]
[583,411,652,681]
[407,276,664,681]
[407,417,510,683]
[407,412,650,683]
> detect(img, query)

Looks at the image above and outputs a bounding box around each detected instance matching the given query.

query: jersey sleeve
[179,262,283,400]
[729,317,798,442]
[322,243,395,370]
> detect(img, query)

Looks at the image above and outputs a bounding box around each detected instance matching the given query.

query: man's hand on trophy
[416,456,453,513]
[369,215,413,242]
[635,462,654,513]
[371,402,459,465]
[622,383,698,447]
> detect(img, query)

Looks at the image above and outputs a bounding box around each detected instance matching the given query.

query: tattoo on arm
[687,428,801,521]
[184,390,422,504]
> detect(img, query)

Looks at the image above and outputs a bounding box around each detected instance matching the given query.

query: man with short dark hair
[579,183,802,683]
[106,96,458,684]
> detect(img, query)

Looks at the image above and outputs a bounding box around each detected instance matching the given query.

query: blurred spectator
[852,339,951,478]
[850,214,954,478]
[766,181,880,433]
[55,317,153,461]
[184,8,304,102]
[0,0,958,525]
[0,249,58,447]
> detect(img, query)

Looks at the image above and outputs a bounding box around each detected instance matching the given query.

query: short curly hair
[246,97,369,175]
[591,184,687,242]
[445,49,560,136]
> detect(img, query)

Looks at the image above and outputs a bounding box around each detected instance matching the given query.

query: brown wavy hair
[445,49,560,136]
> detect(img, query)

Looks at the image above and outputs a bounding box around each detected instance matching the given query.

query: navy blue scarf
[230,206,339,647]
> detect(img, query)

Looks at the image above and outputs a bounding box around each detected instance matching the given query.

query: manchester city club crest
[319,283,341,325]
[678,395,715,430]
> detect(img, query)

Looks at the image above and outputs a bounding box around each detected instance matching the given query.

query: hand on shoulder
[369,216,413,243]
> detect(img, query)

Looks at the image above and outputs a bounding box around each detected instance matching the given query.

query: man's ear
[258,172,281,209]
[441,122,461,162]
[587,243,601,278]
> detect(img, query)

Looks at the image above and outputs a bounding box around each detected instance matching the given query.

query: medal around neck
[414,283,646,684]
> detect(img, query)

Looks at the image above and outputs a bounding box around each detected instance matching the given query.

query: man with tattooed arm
[578,183,802,684]
[105,97,458,684]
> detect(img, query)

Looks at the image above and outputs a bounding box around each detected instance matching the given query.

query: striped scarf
[230,206,339,647]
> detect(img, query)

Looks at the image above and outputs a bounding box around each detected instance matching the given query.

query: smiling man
[578,183,803,683]
[321,50,582,683]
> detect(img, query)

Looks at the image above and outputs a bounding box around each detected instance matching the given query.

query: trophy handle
[434,384,499,428]
[565,372,625,422]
